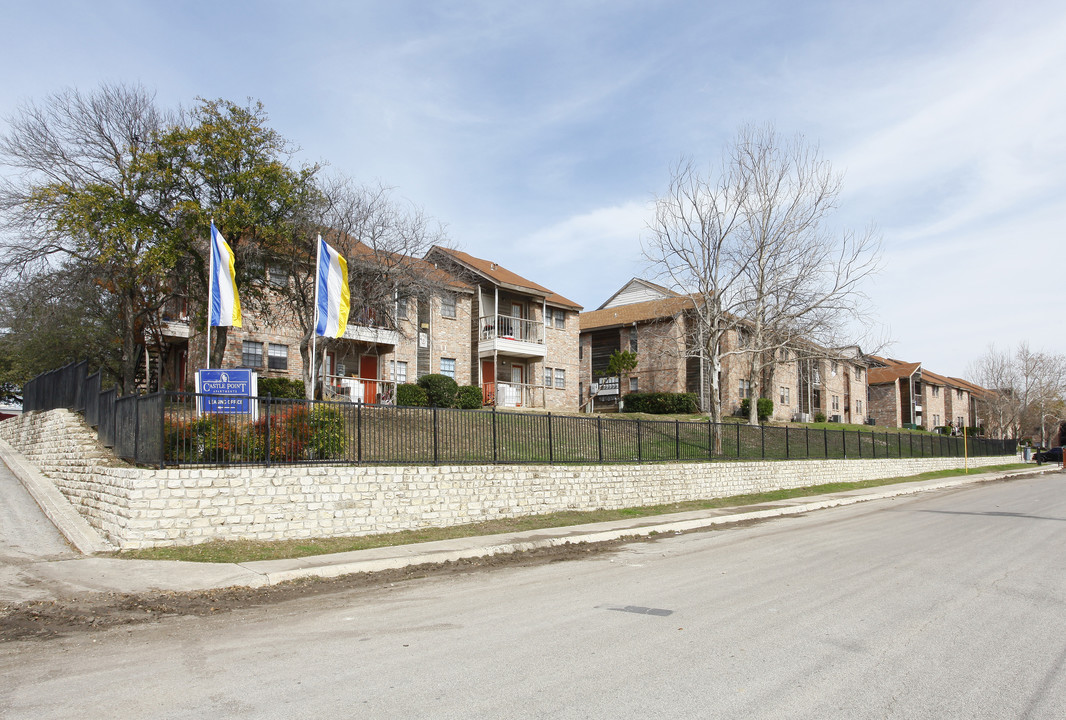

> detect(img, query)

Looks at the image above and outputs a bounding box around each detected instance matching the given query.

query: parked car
[1034,447,1063,465]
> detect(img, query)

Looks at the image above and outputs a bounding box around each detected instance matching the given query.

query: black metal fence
[22,362,1017,468]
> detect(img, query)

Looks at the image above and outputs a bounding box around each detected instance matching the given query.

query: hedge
[621,392,700,414]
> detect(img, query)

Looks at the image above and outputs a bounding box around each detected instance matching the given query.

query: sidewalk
[0,436,1052,604]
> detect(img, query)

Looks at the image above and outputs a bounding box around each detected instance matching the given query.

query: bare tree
[269,176,450,398]
[968,342,1066,443]
[645,125,881,442]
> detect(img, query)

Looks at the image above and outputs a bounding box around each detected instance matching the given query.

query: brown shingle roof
[428,246,582,310]
[868,362,921,385]
[580,296,696,331]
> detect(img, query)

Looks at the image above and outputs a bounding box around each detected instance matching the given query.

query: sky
[1,0,1064,380]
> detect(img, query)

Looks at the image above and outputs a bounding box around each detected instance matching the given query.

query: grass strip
[115,463,1030,564]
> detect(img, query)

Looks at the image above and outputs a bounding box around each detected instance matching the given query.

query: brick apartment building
[866,356,982,431]
[579,278,870,422]
[154,245,582,411]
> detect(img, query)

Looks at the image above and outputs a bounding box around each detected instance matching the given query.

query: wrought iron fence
[22,362,1018,468]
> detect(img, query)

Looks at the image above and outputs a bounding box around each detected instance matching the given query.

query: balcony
[324,375,398,404]
[342,307,400,347]
[478,315,546,359]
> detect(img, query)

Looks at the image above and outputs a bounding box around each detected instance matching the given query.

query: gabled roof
[580,295,696,331]
[868,361,921,386]
[596,278,682,310]
[426,246,582,310]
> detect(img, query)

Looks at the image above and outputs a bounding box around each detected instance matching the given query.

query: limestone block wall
[0,409,1018,550]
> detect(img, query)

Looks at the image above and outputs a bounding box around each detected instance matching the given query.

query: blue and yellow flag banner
[315,235,350,337]
[209,223,242,328]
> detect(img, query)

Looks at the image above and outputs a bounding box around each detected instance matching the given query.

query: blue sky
[2,0,1064,379]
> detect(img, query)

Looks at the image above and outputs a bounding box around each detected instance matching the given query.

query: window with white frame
[390,360,408,384]
[957,416,964,426]
[441,293,456,318]
[780,386,790,405]
[556,368,566,389]
[831,361,838,376]
[932,386,940,397]
[628,375,636,393]
[857,400,863,416]
[554,309,565,329]
[933,414,941,426]
[440,357,456,378]
[544,367,553,387]
[832,395,840,411]
[739,378,751,399]
[242,341,263,368]
[268,343,288,370]
[397,297,409,320]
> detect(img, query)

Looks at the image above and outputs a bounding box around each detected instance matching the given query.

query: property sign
[195,369,258,417]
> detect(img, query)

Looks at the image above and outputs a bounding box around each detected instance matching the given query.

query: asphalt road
[2,472,1065,719]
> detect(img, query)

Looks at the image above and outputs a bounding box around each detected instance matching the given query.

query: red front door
[481,360,495,405]
[359,355,378,403]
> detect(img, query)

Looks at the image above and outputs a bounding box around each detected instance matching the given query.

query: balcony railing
[481,380,548,408]
[480,315,544,345]
[324,375,398,404]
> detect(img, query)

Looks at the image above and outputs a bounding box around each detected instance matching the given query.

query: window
[268,263,288,288]
[390,361,408,384]
[628,375,636,392]
[832,395,840,411]
[556,369,566,389]
[780,386,790,405]
[268,343,288,370]
[933,414,940,426]
[956,388,963,400]
[242,341,263,368]
[932,386,940,398]
[440,357,456,378]
[554,309,565,329]
[544,367,553,388]
[739,378,751,399]
[831,361,838,376]
[629,329,637,352]
[856,367,863,380]
[441,293,456,318]
[857,400,864,416]
[957,416,964,426]
[397,297,409,320]
[579,344,583,359]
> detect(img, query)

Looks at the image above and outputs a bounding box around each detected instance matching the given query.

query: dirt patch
[0,540,621,642]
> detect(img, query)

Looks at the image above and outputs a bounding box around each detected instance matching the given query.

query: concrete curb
[0,437,113,554]
[239,466,1051,586]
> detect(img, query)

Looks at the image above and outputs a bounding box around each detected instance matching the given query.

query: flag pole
[206,220,214,370]
[311,234,322,399]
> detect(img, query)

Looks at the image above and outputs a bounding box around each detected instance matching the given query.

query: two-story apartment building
[866,356,981,431]
[156,244,583,411]
[425,246,582,412]
[579,278,870,422]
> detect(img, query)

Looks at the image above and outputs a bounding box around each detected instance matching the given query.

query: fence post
[859,430,863,458]
[708,419,713,460]
[432,406,439,466]
[159,391,167,470]
[492,406,498,464]
[736,422,741,459]
[785,426,790,459]
[637,418,642,462]
[675,419,680,460]
[761,424,765,460]
[842,428,847,459]
[805,427,810,458]
[134,392,141,464]
[548,412,554,464]
[357,401,363,464]
[597,415,603,462]
[823,427,829,458]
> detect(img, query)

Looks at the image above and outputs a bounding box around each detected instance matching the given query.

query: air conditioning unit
[830,414,842,423]
[792,412,811,423]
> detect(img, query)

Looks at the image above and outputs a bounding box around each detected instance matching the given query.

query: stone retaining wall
[0,409,1018,550]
